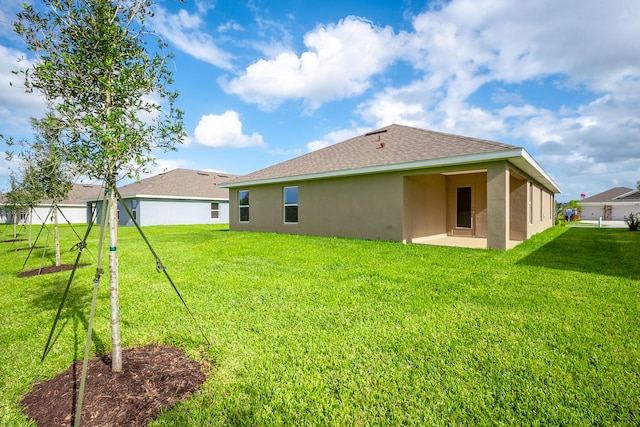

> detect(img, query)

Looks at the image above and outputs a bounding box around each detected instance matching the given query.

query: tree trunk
[28,208,33,248]
[108,188,122,372]
[13,212,17,240]
[54,206,61,267]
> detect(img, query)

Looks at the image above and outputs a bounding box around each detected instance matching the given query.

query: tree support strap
[41,189,104,361]
[115,188,210,346]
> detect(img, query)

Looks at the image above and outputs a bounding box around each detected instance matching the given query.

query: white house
[1,184,103,225]
[581,187,640,221]
[90,168,239,226]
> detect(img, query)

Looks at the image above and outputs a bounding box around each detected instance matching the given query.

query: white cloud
[192,110,265,148]
[0,44,46,135]
[306,125,370,152]
[152,6,233,70]
[220,16,401,110]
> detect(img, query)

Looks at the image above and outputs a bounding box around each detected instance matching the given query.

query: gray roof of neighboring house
[56,183,104,204]
[118,168,239,200]
[221,124,561,193]
[581,187,639,203]
[0,183,103,206]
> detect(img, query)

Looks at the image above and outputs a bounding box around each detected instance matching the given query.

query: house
[220,124,561,250]
[1,183,103,225]
[90,168,239,226]
[580,187,640,221]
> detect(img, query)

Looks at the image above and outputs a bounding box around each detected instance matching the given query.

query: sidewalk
[573,220,627,228]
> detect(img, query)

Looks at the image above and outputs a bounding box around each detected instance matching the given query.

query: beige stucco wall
[229,173,405,241]
[228,161,555,248]
[445,172,488,237]
[403,174,447,242]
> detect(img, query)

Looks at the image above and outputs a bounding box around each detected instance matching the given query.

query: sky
[0,0,639,202]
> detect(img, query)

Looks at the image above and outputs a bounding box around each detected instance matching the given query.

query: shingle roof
[222,124,562,191]
[57,184,104,204]
[581,187,638,203]
[0,183,103,205]
[118,168,238,199]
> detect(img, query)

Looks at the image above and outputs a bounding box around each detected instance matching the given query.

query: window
[239,190,250,222]
[131,199,138,221]
[211,202,219,219]
[283,186,298,223]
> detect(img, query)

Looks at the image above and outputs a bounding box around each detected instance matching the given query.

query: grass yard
[0,223,638,426]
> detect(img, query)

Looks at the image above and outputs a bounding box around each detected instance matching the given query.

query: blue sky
[1,0,639,201]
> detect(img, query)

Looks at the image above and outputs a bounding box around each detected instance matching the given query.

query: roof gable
[118,168,238,199]
[222,124,560,193]
[581,187,635,203]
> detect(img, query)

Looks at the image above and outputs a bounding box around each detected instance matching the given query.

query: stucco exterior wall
[229,173,405,241]
[403,174,447,242]
[445,172,488,237]
[92,198,229,226]
[1,205,88,225]
[525,181,555,238]
[582,203,640,221]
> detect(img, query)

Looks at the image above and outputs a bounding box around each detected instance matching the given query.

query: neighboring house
[580,187,640,221]
[90,168,239,226]
[0,183,103,225]
[220,124,561,250]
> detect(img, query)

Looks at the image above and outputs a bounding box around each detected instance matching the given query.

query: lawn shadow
[517,228,640,280]
[30,273,108,360]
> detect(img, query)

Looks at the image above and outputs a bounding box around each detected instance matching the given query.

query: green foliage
[13,0,185,183]
[1,225,639,425]
[624,212,640,231]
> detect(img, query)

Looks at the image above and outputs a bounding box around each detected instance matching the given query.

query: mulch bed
[21,344,208,427]
[18,264,89,278]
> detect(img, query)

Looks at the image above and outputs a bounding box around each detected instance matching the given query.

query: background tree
[14,0,185,372]
[4,173,29,241]
[22,114,75,266]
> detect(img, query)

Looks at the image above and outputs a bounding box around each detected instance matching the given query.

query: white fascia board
[613,189,640,200]
[118,194,229,202]
[582,201,640,206]
[221,148,562,194]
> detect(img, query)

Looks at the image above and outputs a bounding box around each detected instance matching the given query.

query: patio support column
[487,162,510,250]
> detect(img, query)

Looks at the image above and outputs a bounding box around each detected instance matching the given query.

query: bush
[623,212,640,231]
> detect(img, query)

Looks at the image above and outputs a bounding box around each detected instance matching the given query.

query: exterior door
[455,186,475,236]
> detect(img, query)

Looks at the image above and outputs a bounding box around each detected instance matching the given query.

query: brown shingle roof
[224,124,519,186]
[581,187,637,203]
[118,168,238,199]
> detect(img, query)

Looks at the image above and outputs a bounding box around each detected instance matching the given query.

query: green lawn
[1,223,638,426]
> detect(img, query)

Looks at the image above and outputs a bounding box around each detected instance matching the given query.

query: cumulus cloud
[306,125,370,152]
[0,44,46,134]
[152,5,233,70]
[192,110,265,148]
[220,16,401,110]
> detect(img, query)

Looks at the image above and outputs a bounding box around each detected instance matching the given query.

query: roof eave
[221,148,562,194]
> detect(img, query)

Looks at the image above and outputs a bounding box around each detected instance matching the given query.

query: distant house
[90,168,239,226]
[0,183,103,225]
[580,187,640,221]
[221,124,561,250]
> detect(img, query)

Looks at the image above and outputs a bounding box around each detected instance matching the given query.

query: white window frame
[211,202,219,219]
[283,186,298,224]
[239,190,250,222]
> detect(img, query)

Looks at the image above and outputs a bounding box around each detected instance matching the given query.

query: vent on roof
[197,172,210,176]
[365,129,388,136]
[217,174,228,178]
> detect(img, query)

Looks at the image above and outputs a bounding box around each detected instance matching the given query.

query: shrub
[623,212,640,231]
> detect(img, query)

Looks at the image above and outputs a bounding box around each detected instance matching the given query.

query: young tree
[4,173,29,241]
[23,115,74,266]
[14,0,185,372]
